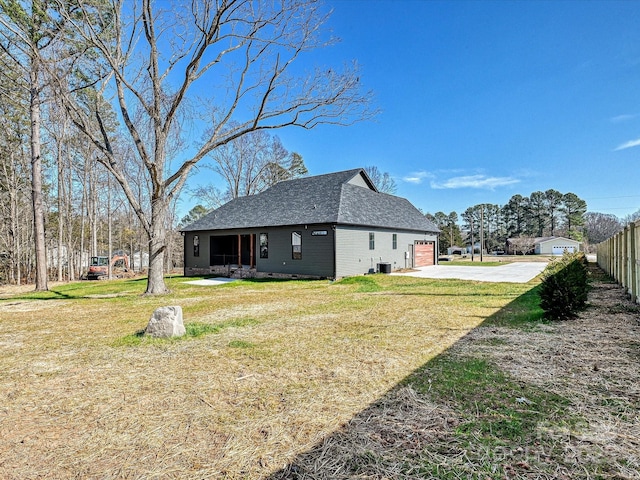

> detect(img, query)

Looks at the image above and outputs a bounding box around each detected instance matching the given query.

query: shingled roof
[182,168,439,233]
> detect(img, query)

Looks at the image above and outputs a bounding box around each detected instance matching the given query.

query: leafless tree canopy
[584,212,623,245]
[364,165,397,195]
[50,0,375,293]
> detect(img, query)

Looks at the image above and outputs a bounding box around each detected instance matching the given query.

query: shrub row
[539,252,589,319]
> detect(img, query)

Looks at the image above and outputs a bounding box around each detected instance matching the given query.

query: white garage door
[552,246,576,255]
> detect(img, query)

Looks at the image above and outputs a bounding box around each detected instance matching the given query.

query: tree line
[427,189,601,255]
[0,0,374,292]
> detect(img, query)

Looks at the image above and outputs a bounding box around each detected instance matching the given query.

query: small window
[193,235,200,257]
[260,233,268,258]
[292,231,302,259]
[369,232,375,250]
[392,233,397,250]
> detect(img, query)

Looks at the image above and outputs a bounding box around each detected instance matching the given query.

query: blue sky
[188,0,640,219]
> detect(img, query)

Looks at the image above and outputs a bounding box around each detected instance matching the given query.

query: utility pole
[480,204,484,263]
[470,218,475,262]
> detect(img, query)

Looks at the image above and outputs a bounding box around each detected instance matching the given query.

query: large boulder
[145,306,186,338]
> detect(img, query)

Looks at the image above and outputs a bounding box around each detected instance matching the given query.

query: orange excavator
[86,252,131,280]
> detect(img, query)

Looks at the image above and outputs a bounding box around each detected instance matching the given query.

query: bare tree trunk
[90,171,98,257]
[5,151,20,284]
[146,194,168,294]
[15,171,22,285]
[66,144,75,281]
[80,165,87,278]
[79,144,90,278]
[57,132,64,281]
[30,65,48,291]
[107,176,112,279]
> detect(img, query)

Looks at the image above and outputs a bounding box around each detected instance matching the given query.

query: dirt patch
[0,300,71,312]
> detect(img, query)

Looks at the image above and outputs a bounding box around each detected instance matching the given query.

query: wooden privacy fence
[597,220,640,304]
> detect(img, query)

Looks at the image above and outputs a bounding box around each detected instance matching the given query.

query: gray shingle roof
[182,168,439,233]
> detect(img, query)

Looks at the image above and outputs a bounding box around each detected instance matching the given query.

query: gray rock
[145,306,186,338]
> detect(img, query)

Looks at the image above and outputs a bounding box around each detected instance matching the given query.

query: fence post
[631,222,637,303]
[623,226,629,293]
[597,222,639,304]
[618,230,624,285]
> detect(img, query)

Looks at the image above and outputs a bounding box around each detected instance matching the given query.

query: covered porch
[209,233,256,273]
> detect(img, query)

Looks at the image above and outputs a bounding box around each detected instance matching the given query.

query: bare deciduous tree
[584,212,623,245]
[204,131,308,202]
[508,236,536,255]
[364,165,397,195]
[0,0,61,290]
[56,0,375,294]
[0,70,31,285]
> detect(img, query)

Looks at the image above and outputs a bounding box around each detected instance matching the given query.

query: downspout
[332,225,337,279]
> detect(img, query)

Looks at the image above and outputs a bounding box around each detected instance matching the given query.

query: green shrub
[539,252,589,319]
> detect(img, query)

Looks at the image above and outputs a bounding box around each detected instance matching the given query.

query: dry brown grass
[0,275,515,479]
[2,267,637,479]
[268,265,640,479]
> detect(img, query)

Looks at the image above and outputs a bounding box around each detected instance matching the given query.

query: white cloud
[430,174,520,190]
[614,138,640,151]
[609,114,637,123]
[402,171,432,184]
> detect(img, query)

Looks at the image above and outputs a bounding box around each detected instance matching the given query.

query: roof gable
[182,168,438,233]
[536,236,579,245]
[507,236,580,246]
[346,170,378,191]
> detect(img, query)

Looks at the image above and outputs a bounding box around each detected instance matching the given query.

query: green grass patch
[228,339,256,349]
[482,285,545,327]
[334,275,382,292]
[112,318,260,346]
[406,355,580,477]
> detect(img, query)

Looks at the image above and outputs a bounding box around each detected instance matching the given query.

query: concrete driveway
[391,261,548,283]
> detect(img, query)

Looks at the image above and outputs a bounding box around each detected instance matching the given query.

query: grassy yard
[1,269,637,479]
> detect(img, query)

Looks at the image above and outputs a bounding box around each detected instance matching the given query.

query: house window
[369,232,375,250]
[392,233,397,250]
[292,231,302,259]
[193,235,200,257]
[260,233,268,258]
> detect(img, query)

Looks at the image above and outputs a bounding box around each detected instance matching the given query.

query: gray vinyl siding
[184,231,209,270]
[256,225,334,277]
[347,174,371,189]
[335,226,438,278]
[184,226,335,277]
[186,226,438,278]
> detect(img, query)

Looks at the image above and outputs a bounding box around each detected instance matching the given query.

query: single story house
[181,168,440,279]
[534,236,580,255]
[507,236,580,255]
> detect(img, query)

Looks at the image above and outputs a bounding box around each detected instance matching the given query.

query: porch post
[250,234,255,268]
[237,234,241,266]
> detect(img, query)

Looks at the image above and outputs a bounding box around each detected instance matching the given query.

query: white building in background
[534,236,580,255]
[132,251,149,271]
